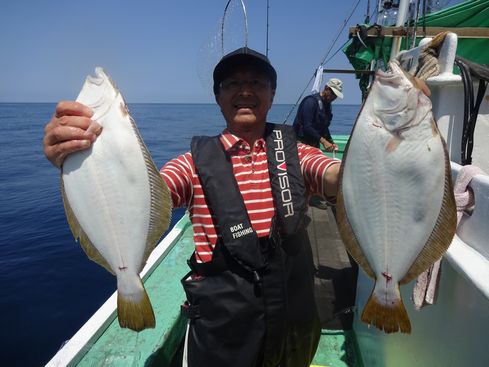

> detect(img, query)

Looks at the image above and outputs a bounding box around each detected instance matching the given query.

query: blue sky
[1,1,372,104]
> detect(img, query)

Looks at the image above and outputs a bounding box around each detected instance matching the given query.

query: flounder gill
[61,67,172,331]
[336,61,456,333]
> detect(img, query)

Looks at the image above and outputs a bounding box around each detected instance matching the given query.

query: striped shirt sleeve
[298,143,340,196]
[159,152,194,208]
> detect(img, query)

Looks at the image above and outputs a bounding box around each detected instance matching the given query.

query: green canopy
[423,0,489,65]
[343,0,489,97]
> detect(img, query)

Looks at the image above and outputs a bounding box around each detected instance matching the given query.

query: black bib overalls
[181,124,321,367]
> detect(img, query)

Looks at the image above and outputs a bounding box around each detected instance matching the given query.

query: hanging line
[282,0,363,124]
[221,0,249,55]
[266,0,270,57]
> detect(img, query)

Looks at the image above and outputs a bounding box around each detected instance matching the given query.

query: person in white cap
[293,78,343,152]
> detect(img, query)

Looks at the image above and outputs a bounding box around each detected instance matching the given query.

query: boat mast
[389,0,411,60]
[365,0,371,24]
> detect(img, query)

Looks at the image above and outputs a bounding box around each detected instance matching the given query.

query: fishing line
[282,0,363,124]
[196,0,248,95]
[221,0,249,53]
[266,0,270,57]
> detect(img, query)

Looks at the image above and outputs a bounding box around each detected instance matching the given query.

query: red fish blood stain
[381,271,392,282]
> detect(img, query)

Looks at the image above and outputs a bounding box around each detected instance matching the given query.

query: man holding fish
[44,47,341,367]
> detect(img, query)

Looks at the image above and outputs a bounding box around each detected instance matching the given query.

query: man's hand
[320,138,338,152]
[413,77,431,97]
[43,101,101,168]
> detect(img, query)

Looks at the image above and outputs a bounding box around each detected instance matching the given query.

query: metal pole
[389,0,411,60]
[365,0,371,23]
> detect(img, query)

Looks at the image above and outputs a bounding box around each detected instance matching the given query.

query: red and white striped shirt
[160,129,339,263]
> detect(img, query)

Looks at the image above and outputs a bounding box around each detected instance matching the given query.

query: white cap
[326,78,343,99]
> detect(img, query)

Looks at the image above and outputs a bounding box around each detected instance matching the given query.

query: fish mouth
[376,61,409,86]
[372,60,422,131]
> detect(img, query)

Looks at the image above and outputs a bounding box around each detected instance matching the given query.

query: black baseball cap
[213,47,277,95]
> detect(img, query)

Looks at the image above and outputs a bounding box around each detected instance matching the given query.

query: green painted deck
[74,213,362,366]
[75,218,194,366]
[311,330,362,367]
[307,202,362,367]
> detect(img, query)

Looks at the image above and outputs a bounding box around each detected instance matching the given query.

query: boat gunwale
[45,216,191,367]
[446,162,489,300]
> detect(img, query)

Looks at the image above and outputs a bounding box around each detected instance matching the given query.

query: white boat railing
[398,32,489,295]
[45,216,189,367]
[448,162,489,300]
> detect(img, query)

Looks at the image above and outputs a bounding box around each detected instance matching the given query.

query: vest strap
[265,124,307,236]
[191,136,266,272]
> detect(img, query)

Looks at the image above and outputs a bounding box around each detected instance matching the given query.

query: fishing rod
[221,0,249,54]
[283,0,363,124]
[266,0,270,57]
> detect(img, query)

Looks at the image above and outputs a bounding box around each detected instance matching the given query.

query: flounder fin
[117,278,156,331]
[400,137,457,284]
[361,283,411,334]
[335,139,375,278]
[61,176,114,275]
[336,190,375,278]
[128,115,172,269]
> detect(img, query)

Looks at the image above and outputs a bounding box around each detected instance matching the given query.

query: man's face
[215,65,275,134]
[322,88,337,103]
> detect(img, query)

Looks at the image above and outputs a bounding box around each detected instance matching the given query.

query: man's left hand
[320,138,338,152]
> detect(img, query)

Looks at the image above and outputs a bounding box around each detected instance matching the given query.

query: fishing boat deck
[307,205,362,367]
[57,135,363,366]
[69,209,361,367]
[308,205,358,331]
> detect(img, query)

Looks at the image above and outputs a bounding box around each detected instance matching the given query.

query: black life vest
[190,123,307,272]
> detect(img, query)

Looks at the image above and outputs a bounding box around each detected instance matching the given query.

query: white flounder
[61,67,172,331]
[336,61,456,333]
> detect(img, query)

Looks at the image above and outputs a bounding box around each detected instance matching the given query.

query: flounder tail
[117,279,156,332]
[361,284,411,334]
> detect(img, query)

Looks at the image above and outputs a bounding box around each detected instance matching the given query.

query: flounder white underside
[335,61,457,333]
[60,68,171,331]
[62,109,151,273]
[341,104,446,283]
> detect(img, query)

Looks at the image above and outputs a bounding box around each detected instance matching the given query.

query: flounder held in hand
[336,61,456,333]
[61,67,172,331]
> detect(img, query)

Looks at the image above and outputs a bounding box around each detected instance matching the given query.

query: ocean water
[0,102,359,366]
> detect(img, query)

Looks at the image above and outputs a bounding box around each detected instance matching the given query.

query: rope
[454,165,486,224]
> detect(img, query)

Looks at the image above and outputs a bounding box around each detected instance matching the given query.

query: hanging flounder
[61,67,172,331]
[336,61,456,333]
